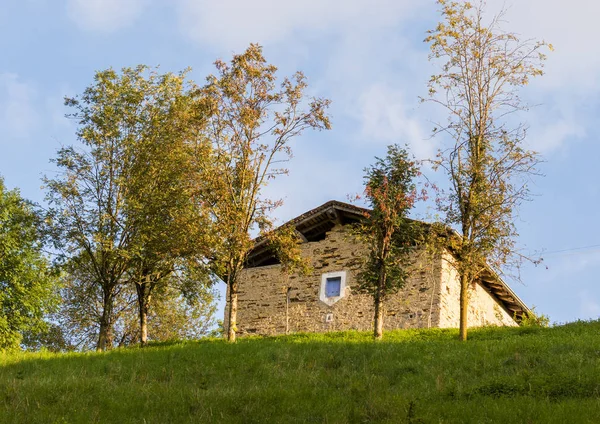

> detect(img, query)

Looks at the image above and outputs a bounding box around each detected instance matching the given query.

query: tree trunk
[374,297,384,340]
[136,283,151,346]
[286,287,291,335]
[373,270,386,340]
[459,271,469,341]
[97,288,114,351]
[227,281,238,342]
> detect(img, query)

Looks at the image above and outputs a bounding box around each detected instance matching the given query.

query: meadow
[1,321,600,423]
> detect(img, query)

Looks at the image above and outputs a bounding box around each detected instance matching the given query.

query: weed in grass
[406,400,425,424]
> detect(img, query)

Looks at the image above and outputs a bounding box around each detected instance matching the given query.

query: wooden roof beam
[295,230,308,243]
[297,219,333,236]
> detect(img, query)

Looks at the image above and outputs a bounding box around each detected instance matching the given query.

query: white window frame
[320,271,347,306]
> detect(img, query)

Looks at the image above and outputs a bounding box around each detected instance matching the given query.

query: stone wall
[226,225,446,336]
[437,252,517,327]
[225,225,519,336]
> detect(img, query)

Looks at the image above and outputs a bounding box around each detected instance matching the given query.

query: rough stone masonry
[225,220,518,337]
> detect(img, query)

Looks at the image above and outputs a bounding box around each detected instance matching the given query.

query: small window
[325,277,341,297]
[319,271,347,306]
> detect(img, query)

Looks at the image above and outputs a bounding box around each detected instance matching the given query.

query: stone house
[225,200,530,336]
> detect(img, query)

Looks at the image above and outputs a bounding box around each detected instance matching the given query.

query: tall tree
[119,68,213,346]
[425,0,551,340]
[0,177,59,350]
[45,113,133,350]
[45,66,211,349]
[201,44,331,342]
[356,145,421,340]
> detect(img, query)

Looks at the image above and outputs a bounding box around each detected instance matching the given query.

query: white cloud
[356,84,435,159]
[261,142,363,224]
[488,0,600,93]
[0,73,38,139]
[176,0,425,51]
[527,115,586,154]
[177,0,598,157]
[481,1,600,152]
[521,96,588,154]
[66,0,146,32]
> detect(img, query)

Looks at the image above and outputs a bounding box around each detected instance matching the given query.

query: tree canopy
[356,145,422,339]
[44,66,215,349]
[0,178,59,350]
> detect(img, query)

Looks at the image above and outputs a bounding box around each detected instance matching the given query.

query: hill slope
[1,322,600,423]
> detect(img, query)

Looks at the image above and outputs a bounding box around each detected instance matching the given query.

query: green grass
[2,321,600,423]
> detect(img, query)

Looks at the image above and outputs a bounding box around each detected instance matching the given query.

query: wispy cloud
[355,84,435,160]
[526,114,586,155]
[176,0,425,51]
[173,0,596,213]
[483,0,600,153]
[66,0,147,33]
[491,0,600,92]
[0,73,38,140]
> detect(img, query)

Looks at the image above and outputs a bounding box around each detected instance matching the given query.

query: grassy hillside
[1,321,600,423]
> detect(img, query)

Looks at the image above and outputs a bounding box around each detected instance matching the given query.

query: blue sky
[1,0,599,324]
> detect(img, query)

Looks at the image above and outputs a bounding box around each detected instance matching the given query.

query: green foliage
[2,321,600,422]
[21,323,72,353]
[519,308,550,328]
[355,145,423,339]
[53,257,134,350]
[0,178,60,350]
[55,264,217,350]
[357,145,421,297]
[45,66,215,349]
[265,224,311,276]
[44,68,147,349]
[199,44,331,341]
[425,0,552,340]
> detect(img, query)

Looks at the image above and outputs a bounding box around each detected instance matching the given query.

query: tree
[201,44,331,342]
[53,255,136,350]
[117,67,213,346]
[425,0,551,341]
[55,267,217,350]
[45,66,212,349]
[0,177,59,350]
[45,132,132,350]
[356,145,421,340]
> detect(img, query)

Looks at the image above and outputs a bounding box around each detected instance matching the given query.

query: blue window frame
[325,277,341,297]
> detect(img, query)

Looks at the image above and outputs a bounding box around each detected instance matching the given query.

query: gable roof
[245,200,368,268]
[245,200,531,322]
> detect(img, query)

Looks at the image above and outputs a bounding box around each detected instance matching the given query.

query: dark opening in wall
[255,256,281,267]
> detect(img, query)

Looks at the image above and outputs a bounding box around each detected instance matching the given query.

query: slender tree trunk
[139,302,148,346]
[227,280,238,342]
[373,269,386,340]
[136,282,152,346]
[286,286,291,335]
[374,296,384,340]
[459,271,469,341]
[97,287,114,351]
[459,219,471,342]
